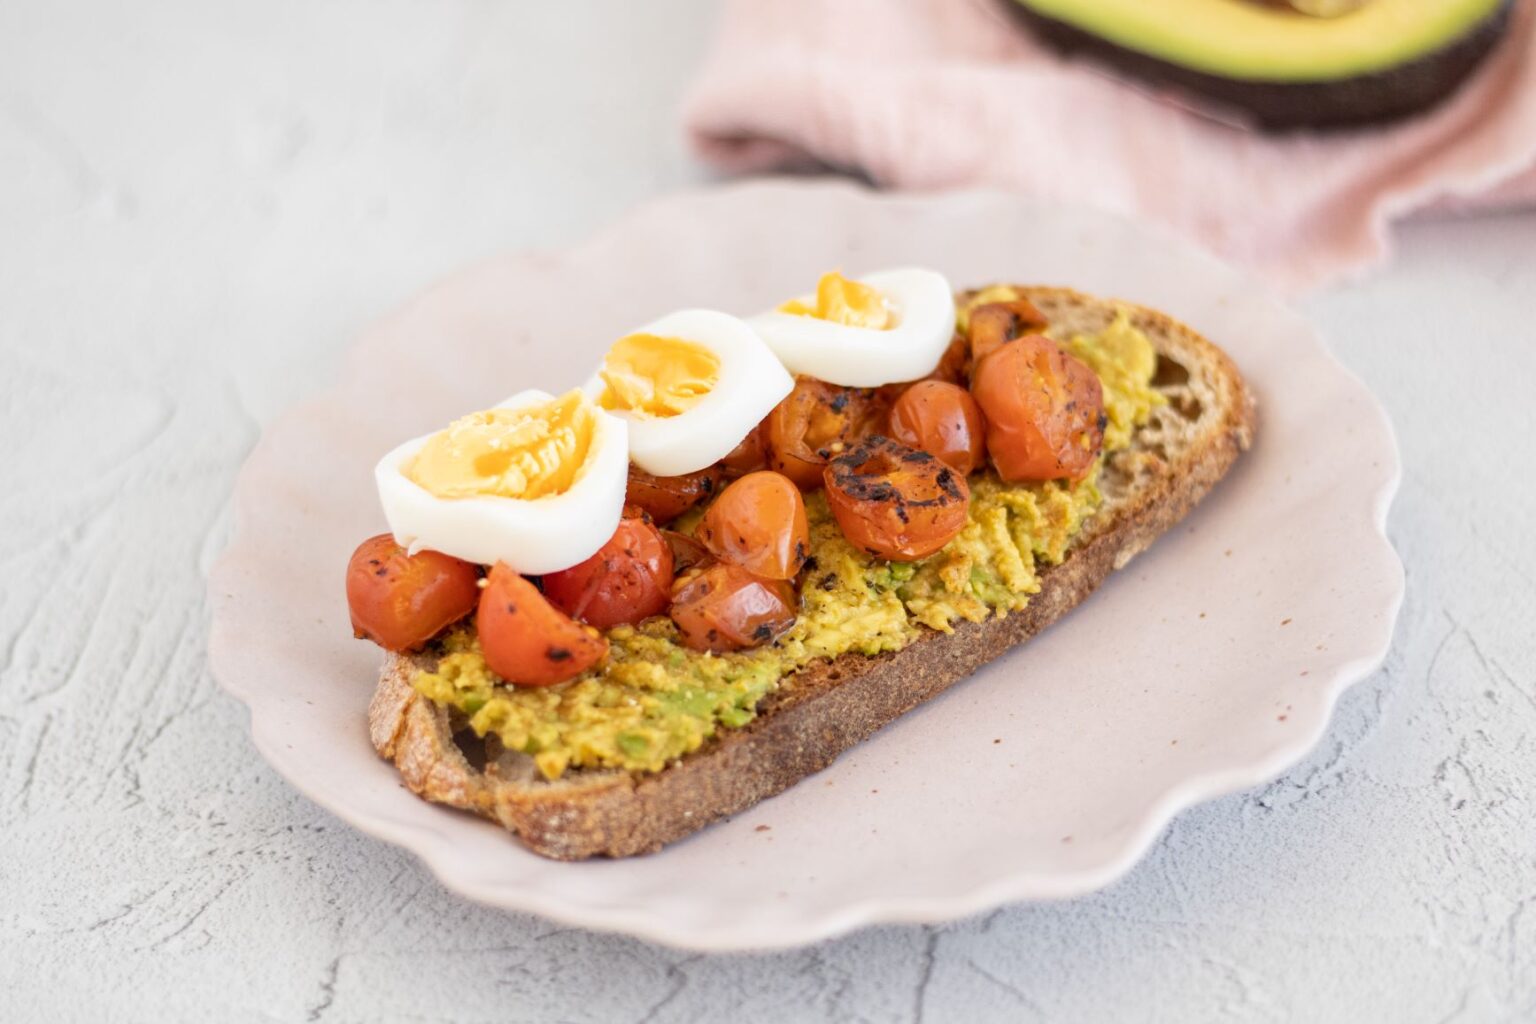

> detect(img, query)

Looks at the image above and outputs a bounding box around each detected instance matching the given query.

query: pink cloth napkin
[683,0,1536,293]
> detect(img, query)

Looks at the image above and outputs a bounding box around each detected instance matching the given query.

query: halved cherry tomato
[662,529,712,575]
[967,299,1048,367]
[478,563,607,686]
[764,377,885,490]
[541,515,674,629]
[718,423,769,478]
[669,563,797,653]
[970,333,1105,482]
[822,436,971,561]
[694,471,809,581]
[886,380,987,476]
[624,464,722,524]
[346,535,480,652]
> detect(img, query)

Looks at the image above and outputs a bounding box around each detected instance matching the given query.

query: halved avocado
[1006,0,1514,129]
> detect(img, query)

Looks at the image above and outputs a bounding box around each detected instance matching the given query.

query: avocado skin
[1006,0,1514,130]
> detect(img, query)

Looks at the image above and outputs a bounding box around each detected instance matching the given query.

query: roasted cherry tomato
[662,529,712,575]
[872,382,908,424]
[970,333,1105,482]
[822,436,971,561]
[925,333,972,386]
[718,423,769,478]
[346,535,480,652]
[886,380,987,476]
[478,563,607,686]
[669,563,797,653]
[694,471,809,580]
[764,377,885,491]
[967,299,1047,366]
[624,464,722,524]
[541,515,674,629]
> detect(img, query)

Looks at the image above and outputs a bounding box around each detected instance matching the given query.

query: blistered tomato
[886,380,987,476]
[764,378,885,490]
[623,464,723,524]
[478,563,608,686]
[541,514,674,629]
[669,563,797,653]
[662,529,712,575]
[967,299,1047,366]
[346,535,480,652]
[822,436,971,561]
[694,471,809,580]
[970,334,1105,482]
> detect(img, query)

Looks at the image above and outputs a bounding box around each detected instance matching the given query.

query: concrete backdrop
[3,2,1534,1020]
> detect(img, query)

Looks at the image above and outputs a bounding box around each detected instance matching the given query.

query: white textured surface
[1,2,1533,1021]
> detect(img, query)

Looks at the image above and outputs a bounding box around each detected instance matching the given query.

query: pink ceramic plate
[209,181,1402,951]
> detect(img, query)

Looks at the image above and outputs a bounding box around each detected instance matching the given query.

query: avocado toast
[365,286,1255,860]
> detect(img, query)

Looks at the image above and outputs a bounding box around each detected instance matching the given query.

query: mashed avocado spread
[413,303,1164,780]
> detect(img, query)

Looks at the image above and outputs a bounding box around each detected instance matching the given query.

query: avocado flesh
[1013,0,1505,81]
[1286,0,1370,18]
[1008,0,1513,129]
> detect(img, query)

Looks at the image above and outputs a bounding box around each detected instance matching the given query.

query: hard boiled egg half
[584,309,793,477]
[375,388,628,574]
[750,268,955,387]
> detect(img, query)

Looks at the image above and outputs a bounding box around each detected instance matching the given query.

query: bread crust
[368,287,1256,859]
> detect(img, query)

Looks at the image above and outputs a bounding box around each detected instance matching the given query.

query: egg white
[374,389,628,575]
[583,309,793,477]
[748,267,956,388]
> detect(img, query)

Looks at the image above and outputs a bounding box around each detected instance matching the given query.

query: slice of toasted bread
[367,287,1256,860]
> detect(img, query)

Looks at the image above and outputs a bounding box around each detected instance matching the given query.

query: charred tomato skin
[346,534,480,652]
[623,464,723,524]
[694,471,810,581]
[668,563,798,653]
[886,379,988,476]
[764,377,886,491]
[966,298,1048,367]
[822,436,971,561]
[970,333,1105,482]
[541,514,675,629]
[478,563,608,686]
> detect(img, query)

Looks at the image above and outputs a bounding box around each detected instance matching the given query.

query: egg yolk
[779,271,893,330]
[598,333,721,419]
[406,390,596,500]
